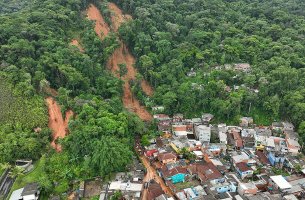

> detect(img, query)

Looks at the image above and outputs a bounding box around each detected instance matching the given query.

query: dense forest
[0,0,144,196]
[1,0,305,198]
[114,0,305,130]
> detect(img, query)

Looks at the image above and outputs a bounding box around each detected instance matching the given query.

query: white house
[218,124,228,144]
[10,183,40,200]
[286,139,301,154]
[194,125,211,144]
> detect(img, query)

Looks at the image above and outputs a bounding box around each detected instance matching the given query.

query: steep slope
[46,97,73,152]
[86,4,110,40]
[87,3,153,121]
[108,3,154,97]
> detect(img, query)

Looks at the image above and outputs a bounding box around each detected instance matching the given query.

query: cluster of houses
[140,112,305,200]
[8,110,305,200]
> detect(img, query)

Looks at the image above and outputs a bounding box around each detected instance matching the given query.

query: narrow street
[135,140,174,199]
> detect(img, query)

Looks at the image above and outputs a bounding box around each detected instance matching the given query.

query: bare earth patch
[107,3,154,97]
[87,4,110,40]
[87,3,153,121]
[108,2,132,32]
[46,97,73,152]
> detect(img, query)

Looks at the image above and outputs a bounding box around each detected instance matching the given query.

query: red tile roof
[147,181,164,200]
[188,162,222,181]
[256,150,270,165]
[160,166,188,178]
[157,152,177,161]
[235,140,243,148]
[173,125,187,131]
[232,131,241,140]
[236,162,252,172]
[232,131,243,148]
[145,149,158,157]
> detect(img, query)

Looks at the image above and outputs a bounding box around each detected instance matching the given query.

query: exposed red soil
[87,3,153,121]
[70,39,84,52]
[141,80,154,96]
[46,97,73,152]
[108,3,154,97]
[108,2,132,32]
[123,82,152,121]
[107,44,152,121]
[87,4,110,40]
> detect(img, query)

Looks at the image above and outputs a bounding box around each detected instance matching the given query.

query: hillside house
[235,162,253,179]
[284,131,299,141]
[188,162,224,184]
[108,181,142,199]
[194,125,211,145]
[282,122,295,131]
[240,117,253,127]
[269,175,292,192]
[268,152,285,166]
[255,150,270,166]
[272,122,284,132]
[172,125,193,137]
[238,182,258,195]
[145,149,158,158]
[232,130,243,150]
[286,139,301,154]
[158,120,172,132]
[232,152,250,164]
[215,182,237,194]
[241,129,255,149]
[159,166,188,184]
[172,114,184,123]
[147,180,165,200]
[152,106,165,113]
[154,114,171,121]
[201,113,214,124]
[234,63,251,73]
[158,152,177,165]
[218,124,228,145]
[10,183,40,200]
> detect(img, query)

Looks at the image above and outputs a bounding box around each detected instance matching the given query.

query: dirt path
[70,39,84,52]
[87,4,110,40]
[46,97,73,152]
[140,156,175,199]
[87,3,153,121]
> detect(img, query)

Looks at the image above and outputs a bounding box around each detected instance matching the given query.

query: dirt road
[140,156,175,199]
[46,97,73,152]
[87,3,153,121]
